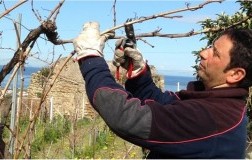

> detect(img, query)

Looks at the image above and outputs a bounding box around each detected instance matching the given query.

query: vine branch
[0,0,28,19]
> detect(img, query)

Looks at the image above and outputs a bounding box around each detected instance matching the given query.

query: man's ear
[226,68,246,84]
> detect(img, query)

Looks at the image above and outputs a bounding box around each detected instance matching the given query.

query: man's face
[197,35,233,89]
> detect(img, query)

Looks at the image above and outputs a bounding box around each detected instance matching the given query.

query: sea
[0,66,41,89]
[164,75,196,92]
[0,66,196,92]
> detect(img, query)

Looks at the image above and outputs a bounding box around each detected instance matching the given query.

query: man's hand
[73,22,114,61]
[113,38,127,68]
[113,38,146,79]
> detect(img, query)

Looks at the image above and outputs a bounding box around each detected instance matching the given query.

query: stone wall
[27,58,164,119]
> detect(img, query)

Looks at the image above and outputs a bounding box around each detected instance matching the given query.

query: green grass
[3,115,144,159]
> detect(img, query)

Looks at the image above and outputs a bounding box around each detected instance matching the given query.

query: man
[73,22,252,158]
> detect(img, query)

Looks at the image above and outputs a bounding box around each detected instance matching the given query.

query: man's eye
[213,48,219,57]
[206,45,213,49]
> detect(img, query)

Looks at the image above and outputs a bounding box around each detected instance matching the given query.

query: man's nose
[199,48,209,60]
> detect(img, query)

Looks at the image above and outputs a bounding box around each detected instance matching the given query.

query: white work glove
[113,38,127,67]
[73,22,114,61]
[113,38,146,79]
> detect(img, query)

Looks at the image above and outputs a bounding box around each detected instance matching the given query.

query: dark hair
[222,28,252,89]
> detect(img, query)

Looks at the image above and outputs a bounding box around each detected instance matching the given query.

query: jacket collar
[178,81,248,100]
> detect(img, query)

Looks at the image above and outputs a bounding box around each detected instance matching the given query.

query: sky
[0,0,241,76]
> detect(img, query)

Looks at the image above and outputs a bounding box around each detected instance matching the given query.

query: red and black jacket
[79,57,248,159]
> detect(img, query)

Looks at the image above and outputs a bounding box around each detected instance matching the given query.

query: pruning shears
[124,19,136,48]
[116,19,137,80]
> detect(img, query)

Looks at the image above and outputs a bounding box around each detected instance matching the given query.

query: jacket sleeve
[79,57,178,140]
[79,57,152,139]
[125,65,180,105]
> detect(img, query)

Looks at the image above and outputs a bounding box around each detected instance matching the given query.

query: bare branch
[31,0,43,23]
[136,29,195,38]
[1,0,6,10]
[0,0,28,19]
[101,0,224,35]
[48,0,65,22]
[13,21,22,47]
[0,18,71,84]
[0,26,42,83]
[29,54,53,66]
[163,15,183,19]
[0,47,15,51]
[112,0,117,27]
[0,40,35,101]
[111,10,252,40]
[137,37,155,48]
[3,16,31,32]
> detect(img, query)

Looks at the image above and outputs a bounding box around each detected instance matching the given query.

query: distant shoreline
[0,66,196,91]
[163,74,196,91]
[157,70,195,78]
